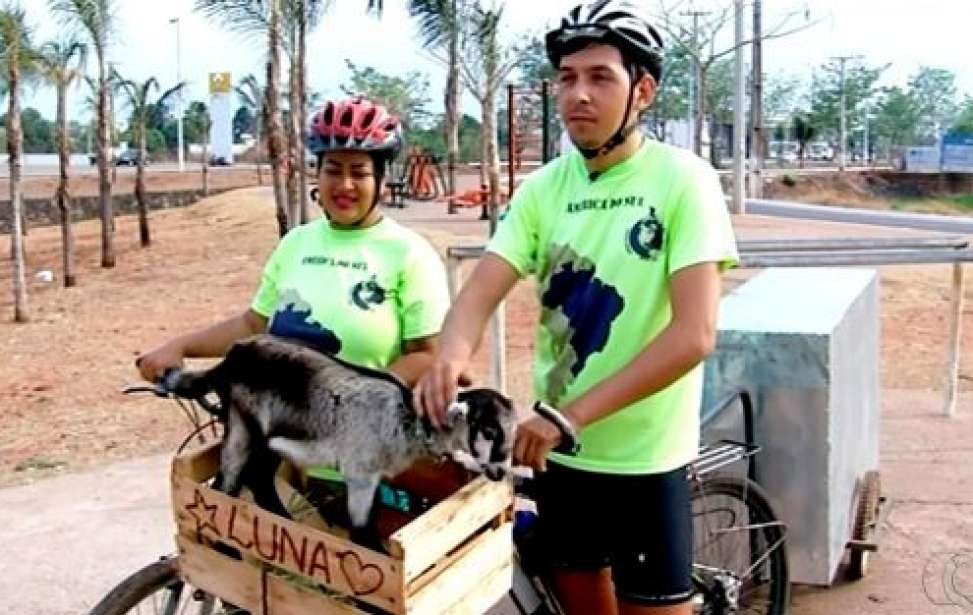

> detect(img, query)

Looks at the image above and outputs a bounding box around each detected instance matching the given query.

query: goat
[166,334,516,547]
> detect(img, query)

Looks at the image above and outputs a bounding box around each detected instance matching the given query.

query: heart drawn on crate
[337,550,385,596]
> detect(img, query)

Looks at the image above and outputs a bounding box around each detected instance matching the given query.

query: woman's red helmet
[307,96,402,157]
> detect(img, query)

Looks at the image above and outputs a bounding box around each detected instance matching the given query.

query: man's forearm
[563,320,715,429]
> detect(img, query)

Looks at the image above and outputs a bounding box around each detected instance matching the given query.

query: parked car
[808,142,835,161]
[117,149,150,166]
[768,140,799,163]
[209,155,232,166]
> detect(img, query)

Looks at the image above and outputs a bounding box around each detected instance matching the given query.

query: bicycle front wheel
[89,557,240,615]
[690,474,790,615]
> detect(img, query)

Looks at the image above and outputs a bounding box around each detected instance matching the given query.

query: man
[414,1,738,613]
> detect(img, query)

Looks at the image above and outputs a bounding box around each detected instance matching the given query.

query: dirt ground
[1,179,972,612]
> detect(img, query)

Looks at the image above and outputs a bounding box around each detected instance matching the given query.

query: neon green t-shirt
[251,217,450,369]
[487,139,738,474]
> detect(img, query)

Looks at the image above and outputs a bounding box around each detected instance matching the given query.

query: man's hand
[513,415,565,472]
[413,358,469,430]
[136,341,185,382]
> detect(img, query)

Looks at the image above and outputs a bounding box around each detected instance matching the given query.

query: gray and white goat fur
[167,334,516,545]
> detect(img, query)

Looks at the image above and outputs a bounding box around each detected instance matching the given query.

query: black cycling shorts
[532,461,693,606]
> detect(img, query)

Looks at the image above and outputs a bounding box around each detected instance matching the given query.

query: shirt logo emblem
[350,276,387,310]
[626,207,664,261]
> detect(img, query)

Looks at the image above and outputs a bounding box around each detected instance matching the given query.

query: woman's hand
[135,341,185,382]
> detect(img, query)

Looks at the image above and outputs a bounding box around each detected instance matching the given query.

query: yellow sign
[209,72,232,94]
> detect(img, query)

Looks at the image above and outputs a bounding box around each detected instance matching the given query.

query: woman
[137,96,449,387]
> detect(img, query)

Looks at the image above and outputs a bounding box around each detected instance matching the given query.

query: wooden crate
[170,442,514,614]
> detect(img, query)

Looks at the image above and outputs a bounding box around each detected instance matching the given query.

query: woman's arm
[136,309,268,381]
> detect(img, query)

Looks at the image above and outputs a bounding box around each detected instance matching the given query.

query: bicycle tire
[89,557,231,615]
[690,474,790,615]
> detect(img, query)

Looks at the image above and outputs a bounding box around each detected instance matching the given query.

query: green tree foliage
[871,85,919,151]
[953,96,973,134]
[341,59,431,131]
[517,35,556,86]
[409,113,481,161]
[808,59,887,141]
[0,107,55,152]
[908,66,958,143]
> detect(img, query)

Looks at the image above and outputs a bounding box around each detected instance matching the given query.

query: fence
[446,236,972,417]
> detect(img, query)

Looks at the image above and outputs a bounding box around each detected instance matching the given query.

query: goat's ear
[446,400,470,425]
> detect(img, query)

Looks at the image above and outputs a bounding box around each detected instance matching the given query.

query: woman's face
[318,150,379,227]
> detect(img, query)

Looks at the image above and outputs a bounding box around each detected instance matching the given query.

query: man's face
[557,43,634,150]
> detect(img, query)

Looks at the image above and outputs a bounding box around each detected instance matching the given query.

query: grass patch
[887,193,973,215]
[14,456,67,472]
[947,193,973,209]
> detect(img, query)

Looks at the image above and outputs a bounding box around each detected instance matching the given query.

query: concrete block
[703,268,880,586]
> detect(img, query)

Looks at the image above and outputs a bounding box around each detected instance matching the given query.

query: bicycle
[506,389,790,615]
[90,381,788,615]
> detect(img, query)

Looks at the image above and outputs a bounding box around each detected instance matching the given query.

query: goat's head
[447,388,516,481]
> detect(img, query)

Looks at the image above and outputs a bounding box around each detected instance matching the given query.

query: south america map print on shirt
[267,289,342,355]
[539,244,624,404]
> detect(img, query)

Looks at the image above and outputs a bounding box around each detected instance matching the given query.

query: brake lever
[533,401,581,456]
[120,383,169,398]
[121,368,183,399]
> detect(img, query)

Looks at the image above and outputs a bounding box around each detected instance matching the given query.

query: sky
[14,0,973,126]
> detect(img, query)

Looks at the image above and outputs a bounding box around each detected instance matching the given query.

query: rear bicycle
[690,441,790,615]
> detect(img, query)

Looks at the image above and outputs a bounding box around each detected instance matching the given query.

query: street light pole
[170,17,184,172]
[831,54,863,172]
[732,0,746,214]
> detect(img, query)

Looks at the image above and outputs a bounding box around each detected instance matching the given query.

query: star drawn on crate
[185,489,222,538]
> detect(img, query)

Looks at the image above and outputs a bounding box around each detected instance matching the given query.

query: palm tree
[195,0,288,236]
[235,73,264,184]
[0,3,34,322]
[408,0,465,214]
[37,37,86,287]
[282,0,326,226]
[196,0,384,236]
[50,0,117,268]
[117,74,186,246]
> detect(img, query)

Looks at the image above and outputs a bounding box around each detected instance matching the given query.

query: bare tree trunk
[694,68,706,157]
[56,83,76,287]
[136,126,150,246]
[267,0,290,236]
[445,0,460,214]
[287,58,301,226]
[97,53,114,267]
[255,115,264,185]
[485,87,501,236]
[297,7,310,224]
[750,0,764,198]
[479,117,488,220]
[8,54,28,322]
[202,124,210,197]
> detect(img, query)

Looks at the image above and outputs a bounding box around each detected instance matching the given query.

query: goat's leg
[346,473,383,551]
[217,412,252,496]
[242,445,290,519]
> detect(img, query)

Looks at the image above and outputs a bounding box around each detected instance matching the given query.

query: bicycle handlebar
[121,368,221,416]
